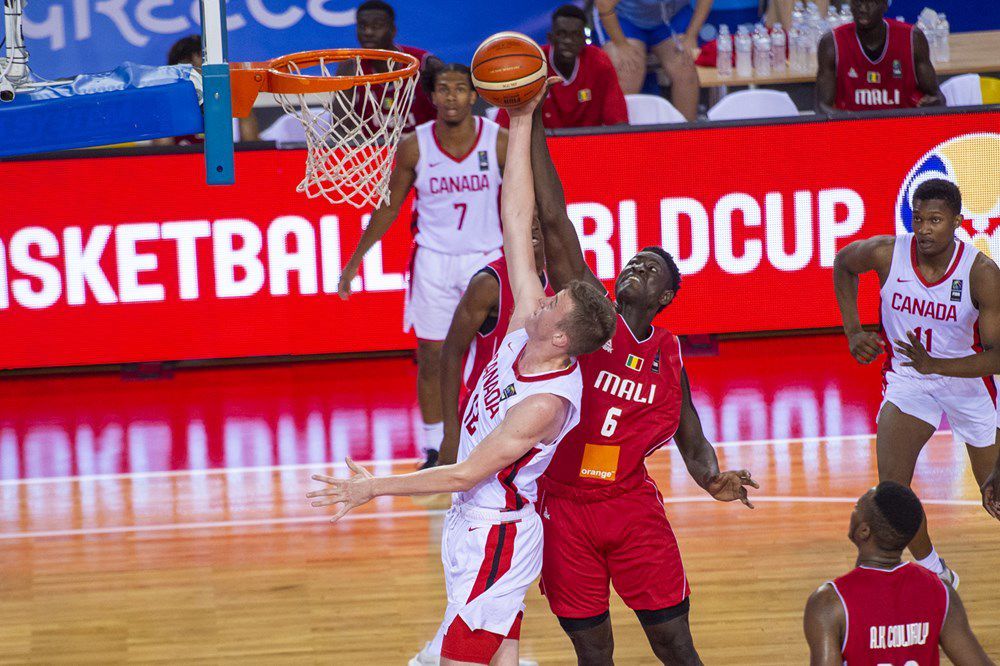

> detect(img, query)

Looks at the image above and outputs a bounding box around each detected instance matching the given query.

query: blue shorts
[592,5,693,47]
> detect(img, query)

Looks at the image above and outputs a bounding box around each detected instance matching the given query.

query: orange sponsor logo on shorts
[579,443,620,482]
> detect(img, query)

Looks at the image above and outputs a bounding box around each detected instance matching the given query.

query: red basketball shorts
[538,480,690,618]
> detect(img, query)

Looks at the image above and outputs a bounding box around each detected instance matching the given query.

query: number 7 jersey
[880,234,981,382]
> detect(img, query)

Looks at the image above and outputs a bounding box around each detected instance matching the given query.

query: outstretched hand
[895,330,938,374]
[506,76,562,118]
[307,458,376,523]
[706,470,758,509]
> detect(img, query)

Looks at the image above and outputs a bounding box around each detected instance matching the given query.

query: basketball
[471,31,547,108]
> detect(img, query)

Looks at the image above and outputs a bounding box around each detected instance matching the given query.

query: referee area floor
[1,335,997,663]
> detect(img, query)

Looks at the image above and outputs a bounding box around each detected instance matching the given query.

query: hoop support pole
[200,0,234,185]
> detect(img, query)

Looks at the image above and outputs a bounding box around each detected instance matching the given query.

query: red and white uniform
[538,315,690,618]
[879,234,997,447]
[431,328,582,661]
[359,44,437,133]
[496,44,628,129]
[833,19,922,111]
[404,117,503,340]
[461,257,555,412]
[830,562,948,665]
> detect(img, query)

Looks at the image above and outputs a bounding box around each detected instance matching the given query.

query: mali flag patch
[625,354,643,371]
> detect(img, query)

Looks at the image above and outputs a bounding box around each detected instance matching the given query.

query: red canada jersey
[831,562,948,666]
[542,314,683,495]
[833,19,921,111]
[360,44,437,133]
[461,257,554,412]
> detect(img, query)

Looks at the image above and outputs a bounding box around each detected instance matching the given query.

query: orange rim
[230,48,420,118]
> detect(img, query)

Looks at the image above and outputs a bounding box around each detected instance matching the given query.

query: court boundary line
[0,494,979,541]
[1,430,954,488]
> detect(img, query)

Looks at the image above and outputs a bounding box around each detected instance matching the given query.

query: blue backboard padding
[0,81,203,157]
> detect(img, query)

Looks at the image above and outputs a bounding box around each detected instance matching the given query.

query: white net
[274,54,418,209]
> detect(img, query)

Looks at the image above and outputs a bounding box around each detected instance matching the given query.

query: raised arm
[939,585,994,665]
[529,102,603,292]
[815,33,839,115]
[308,394,568,521]
[833,235,894,364]
[674,369,757,507]
[912,29,945,107]
[438,272,500,465]
[803,583,846,666]
[337,133,419,299]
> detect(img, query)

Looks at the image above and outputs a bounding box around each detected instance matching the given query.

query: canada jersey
[833,19,921,110]
[455,328,582,512]
[463,257,555,402]
[880,235,981,381]
[542,314,683,493]
[832,562,948,665]
[412,117,503,255]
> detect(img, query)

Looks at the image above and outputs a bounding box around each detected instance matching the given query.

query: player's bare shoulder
[395,130,420,168]
[835,234,896,280]
[970,251,1000,306]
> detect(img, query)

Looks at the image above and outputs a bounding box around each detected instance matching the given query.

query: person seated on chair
[153,35,260,146]
[592,0,705,121]
[495,5,628,129]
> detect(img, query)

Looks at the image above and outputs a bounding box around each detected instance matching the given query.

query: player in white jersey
[338,64,507,468]
[834,178,1000,588]
[310,82,617,665]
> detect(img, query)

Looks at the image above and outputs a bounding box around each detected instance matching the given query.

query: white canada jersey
[881,234,981,381]
[412,117,503,255]
[455,328,582,512]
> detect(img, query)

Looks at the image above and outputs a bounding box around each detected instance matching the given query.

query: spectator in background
[593,0,705,120]
[815,0,943,113]
[496,5,628,129]
[349,0,442,133]
[155,35,259,146]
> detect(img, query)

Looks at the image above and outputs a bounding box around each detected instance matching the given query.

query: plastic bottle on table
[841,3,853,25]
[753,25,772,77]
[771,23,787,73]
[717,24,734,78]
[827,5,841,28]
[735,25,753,78]
[937,13,950,62]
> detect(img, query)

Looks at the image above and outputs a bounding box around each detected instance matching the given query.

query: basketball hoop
[231,49,420,209]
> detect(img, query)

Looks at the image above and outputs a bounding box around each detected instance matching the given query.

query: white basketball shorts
[879,372,998,448]
[404,245,502,341]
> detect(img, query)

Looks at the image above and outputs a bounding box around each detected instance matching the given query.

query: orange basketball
[471,32,547,109]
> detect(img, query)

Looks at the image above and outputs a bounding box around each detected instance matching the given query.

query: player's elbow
[449,463,482,492]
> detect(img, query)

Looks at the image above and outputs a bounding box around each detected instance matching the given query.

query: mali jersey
[462,257,555,407]
[542,314,683,494]
[880,234,981,382]
[831,562,948,665]
[454,328,582,512]
[412,117,503,255]
[359,44,437,134]
[833,19,921,111]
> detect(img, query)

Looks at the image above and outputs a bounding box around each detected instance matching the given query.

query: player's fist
[337,266,359,300]
[847,330,885,365]
[981,468,1000,521]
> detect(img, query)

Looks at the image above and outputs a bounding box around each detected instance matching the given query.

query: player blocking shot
[309,80,617,666]
[833,178,1000,587]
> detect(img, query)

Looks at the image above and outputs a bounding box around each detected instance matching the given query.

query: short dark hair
[168,35,201,66]
[868,481,924,552]
[641,246,682,312]
[552,4,587,24]
[357,0,395,22]
[913,178,962,217]
[561,280,617,356]
[429,63,473,89]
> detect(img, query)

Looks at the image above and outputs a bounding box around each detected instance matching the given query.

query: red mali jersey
[542,314,683,495]
[833,19,922,111]
[832,562,948,666]
[360,44,437,133]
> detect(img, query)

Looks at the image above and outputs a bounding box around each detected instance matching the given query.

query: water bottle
[716,24,734,78]
[753,26,772,77]
[916,15,937,62]
[771,23,787,73]
[937,13,950,62]
[735,26,753,77]
[826,5,841,28]
[841,3,852,25]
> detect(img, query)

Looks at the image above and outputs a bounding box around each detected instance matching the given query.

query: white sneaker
[407,642,539,666]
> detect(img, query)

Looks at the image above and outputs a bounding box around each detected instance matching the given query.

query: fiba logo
[896,133,1000,259]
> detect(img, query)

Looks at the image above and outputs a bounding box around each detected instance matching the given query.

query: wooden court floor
[1,432,997,664]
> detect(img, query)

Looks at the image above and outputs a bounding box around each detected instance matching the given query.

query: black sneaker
[419,449,439,470]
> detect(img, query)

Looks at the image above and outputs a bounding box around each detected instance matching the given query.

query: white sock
[916,547,944,574]
[421,421,444,453]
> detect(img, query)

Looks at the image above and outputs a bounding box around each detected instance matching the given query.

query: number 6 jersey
[880,234,981,382]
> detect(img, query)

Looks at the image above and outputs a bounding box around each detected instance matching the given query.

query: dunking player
[834,179,1000,587]
[529,94,758,663]
[804,482,992,665]
[339,64,507,469]
[816,0,943,113]
[311,85,617,666]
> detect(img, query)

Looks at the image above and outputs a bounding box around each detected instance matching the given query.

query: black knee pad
[558,610,610,633]
[634,597,691,627]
